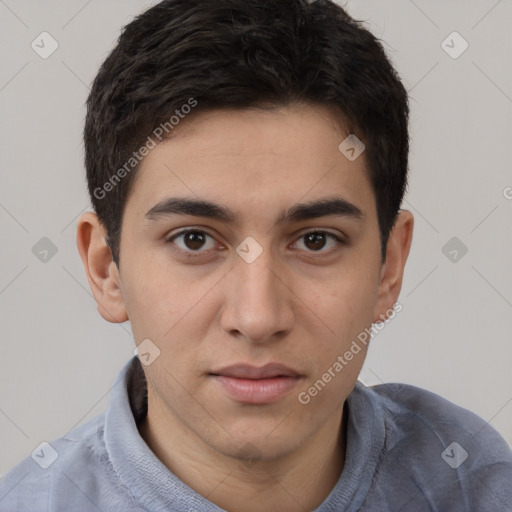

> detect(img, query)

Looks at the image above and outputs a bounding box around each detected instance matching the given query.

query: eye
[166,229,218,255]
[166,228,346,258]
[292,231,345,253]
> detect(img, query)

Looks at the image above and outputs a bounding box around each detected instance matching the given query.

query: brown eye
[167,230,217,253]
[304,232,328,251]
[182,231,207,250]
[294,231,345,253]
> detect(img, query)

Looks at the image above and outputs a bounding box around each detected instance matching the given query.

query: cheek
[294,283,375,413]
[120,254,207,341]
[303,264,379,347]
[123,274,217,384]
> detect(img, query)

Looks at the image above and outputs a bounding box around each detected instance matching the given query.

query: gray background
[1,0,511,475]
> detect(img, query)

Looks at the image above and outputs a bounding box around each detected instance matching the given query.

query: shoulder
[0,413,127,512]
[368,381,510,451]
[355,381,512,511]
[367,381,512,467]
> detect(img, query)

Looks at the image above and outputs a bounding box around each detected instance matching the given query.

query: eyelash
[165,229,347,259]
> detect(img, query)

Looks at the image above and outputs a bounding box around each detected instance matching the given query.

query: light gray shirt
[1,357,511,511]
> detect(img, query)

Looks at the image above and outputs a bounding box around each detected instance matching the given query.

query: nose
[220,249,294,344]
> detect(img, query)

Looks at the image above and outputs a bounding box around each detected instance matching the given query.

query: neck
[138,388,347,512]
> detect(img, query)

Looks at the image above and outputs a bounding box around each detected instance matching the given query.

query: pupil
[305,232,326,251]
[185,231,205,250]
[183,232,327,251]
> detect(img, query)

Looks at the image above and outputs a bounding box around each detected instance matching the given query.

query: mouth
[209,363,303,404]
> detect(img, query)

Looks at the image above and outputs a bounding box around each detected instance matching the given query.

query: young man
[1,0,511,510]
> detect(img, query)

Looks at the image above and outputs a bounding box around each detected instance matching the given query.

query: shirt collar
[104,356,386,511]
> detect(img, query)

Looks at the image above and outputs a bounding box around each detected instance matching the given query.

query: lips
[210,363,303,404]
[210,363,301,380]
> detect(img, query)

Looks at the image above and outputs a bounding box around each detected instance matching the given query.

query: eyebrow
[145,196,364,225]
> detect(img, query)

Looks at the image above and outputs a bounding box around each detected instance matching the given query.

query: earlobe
[373,210,414,323]
[76,212,129,324]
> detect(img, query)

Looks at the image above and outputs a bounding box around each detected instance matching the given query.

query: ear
[373,210,414,323]
[76,211,129,323]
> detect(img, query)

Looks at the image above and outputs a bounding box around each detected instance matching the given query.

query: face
[111,103,395,461]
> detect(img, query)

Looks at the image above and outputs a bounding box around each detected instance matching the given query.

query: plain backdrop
[1,0,511,475]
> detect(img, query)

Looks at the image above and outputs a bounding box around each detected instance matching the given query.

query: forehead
[127,103,375,222]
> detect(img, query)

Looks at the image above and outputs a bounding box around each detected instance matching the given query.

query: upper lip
[210,363,302,379]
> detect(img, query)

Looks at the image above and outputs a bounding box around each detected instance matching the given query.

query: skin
[77,102,413,512]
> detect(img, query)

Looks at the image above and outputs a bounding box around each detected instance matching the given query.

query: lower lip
[212,375,301,404]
